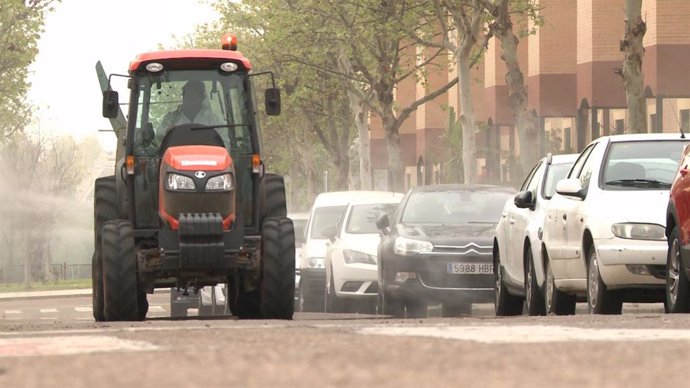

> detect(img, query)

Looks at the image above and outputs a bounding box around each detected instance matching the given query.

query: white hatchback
[543,133,689,314]
[323,192,404,313]
[494,153,578,316]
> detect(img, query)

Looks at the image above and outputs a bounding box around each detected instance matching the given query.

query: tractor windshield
[131,69,256,157]
[128,69,259,228]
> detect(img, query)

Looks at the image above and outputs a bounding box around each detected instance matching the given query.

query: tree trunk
[492,0,537,178]
[350,95,372,190]
[458,55,477,184]
[381,105,404,192]
[621,0,646,134]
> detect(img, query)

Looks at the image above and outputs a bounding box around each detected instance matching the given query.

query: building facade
[370,0,690,190]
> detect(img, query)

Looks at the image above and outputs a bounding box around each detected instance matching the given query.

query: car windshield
[401,189,512,224]
[544,162,575,199]
[346,203,398,234]
[309,206,346,239]
[603,140,688,189]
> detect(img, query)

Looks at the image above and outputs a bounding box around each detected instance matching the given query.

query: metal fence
[0,264,91,283]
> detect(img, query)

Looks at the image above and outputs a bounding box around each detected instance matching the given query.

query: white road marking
[0,336,159,358]
[359,324,690,343]
[148,305,165,312]
[75,307,92,312]
[4,310,21,314]
[39,308,58,313]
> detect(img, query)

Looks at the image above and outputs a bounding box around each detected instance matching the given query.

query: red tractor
[93,34,294,321]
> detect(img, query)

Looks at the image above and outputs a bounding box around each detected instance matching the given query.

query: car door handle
[509,218,515,225]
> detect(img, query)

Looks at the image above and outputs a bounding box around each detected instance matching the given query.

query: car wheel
[325,270,342,313]
[405,300,427,318]
[587,247,622,315]
[494,247,523,316]
[525,248,546,316]
[666,226,690,313]
[544,257,576,315]
[441,302,471,317]
[377,289,404,317]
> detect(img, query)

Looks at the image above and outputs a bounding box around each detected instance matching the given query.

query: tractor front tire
[102,220,144,321]
[261,217,295,319]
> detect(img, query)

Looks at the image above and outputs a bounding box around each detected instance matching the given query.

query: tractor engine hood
[159,145,236,230]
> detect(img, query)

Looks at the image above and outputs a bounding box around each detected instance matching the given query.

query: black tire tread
[93,176,118,322]
[261,217,295,319]
[102,220,142,321]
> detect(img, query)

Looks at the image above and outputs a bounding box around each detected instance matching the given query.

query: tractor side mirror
[265,88,281,116]
[103,90,119,119]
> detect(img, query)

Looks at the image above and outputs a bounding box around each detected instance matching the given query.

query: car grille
[431,243,492,256]
[417,244,493,289]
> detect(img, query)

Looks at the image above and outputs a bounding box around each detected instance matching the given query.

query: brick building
[370,0,690,190]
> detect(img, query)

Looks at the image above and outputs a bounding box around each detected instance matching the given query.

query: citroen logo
[194,171,206,179]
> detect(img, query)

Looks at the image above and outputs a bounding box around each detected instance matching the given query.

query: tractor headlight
[205,173,234,191]
[167,173,195,191]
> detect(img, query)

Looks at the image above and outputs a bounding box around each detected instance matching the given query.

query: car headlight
[611,223,665,240]
[394,236,434,255]
[306,257,325,268]
[343,249,376,265]
[205,173,234,191]
[167,173,195,191]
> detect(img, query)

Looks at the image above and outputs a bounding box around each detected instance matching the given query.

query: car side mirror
[514,190,535,210]
[265,88,281,116]
[376,213,390,233]
[556,178,585,199]
[102,90,119,119]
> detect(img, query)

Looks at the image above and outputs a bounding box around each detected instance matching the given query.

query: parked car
[376,184,516,318]
[323,192,404,313]
[665,142,690,313]
[543,133,689,315]
[289,212,309,309]
[299,191,402,312]
[494,153,578,316]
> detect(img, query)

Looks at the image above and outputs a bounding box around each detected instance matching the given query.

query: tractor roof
[129,49,252,73]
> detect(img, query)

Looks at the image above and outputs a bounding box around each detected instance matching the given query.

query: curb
[0,288,93,301]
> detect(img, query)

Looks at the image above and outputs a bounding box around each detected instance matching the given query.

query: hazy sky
[27,0,219,151]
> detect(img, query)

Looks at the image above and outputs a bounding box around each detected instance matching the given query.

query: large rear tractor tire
[102,220,145,321]
[260,174,287,221]
[261,217,295,319]
[93,176,118,322]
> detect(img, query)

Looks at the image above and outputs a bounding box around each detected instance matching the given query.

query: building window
[615,119,624,134]
[681,109,690,134]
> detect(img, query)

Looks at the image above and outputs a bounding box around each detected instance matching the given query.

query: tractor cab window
[132,70,254,158]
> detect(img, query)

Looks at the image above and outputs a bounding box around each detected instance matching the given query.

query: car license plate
[447,262,493,275]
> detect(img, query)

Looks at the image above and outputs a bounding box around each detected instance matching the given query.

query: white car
[494,153,578,316]
[543,133,689,314]
[323,192,404,313]
[289,212,309,308]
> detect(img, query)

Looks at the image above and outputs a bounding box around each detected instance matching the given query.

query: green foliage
[0,1,55,141]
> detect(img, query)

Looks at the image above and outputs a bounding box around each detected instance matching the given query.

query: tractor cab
[103,34,280,233]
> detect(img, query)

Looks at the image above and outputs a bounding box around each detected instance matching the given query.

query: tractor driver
[155,80,223,142]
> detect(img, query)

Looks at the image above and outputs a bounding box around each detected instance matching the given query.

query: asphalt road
[1,292,689,388]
